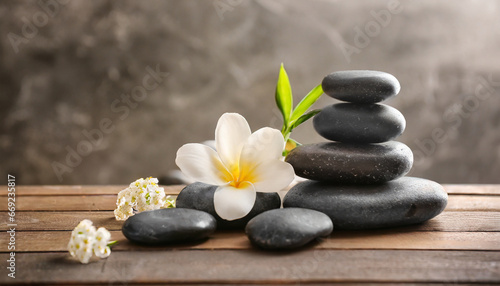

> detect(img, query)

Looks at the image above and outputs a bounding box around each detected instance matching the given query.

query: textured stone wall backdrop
[1,0,499,185]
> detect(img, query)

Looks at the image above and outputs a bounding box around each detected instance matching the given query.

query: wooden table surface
[0,184,499,285]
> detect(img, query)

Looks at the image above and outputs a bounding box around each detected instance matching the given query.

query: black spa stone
[313,103,406,143]
[283,177,448,230]
[285,141,413,184]
[122,208,216,245]
[322,70,400,103]
[176,182,281,229]
[245,208,333,250]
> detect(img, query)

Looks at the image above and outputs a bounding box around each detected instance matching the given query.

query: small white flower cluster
[68,219,111,264]
[114,177,175,221]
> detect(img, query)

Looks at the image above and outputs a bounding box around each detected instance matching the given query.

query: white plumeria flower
[114,177,172,220]
[175,113,295,221]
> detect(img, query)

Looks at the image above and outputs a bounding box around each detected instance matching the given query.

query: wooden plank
[1,250,498,284]
[444,184,500,195]
[414,211,500,231]
[322,231,500,251]
[0,185,184,196]
[0,195,118,211]
[2,230,499,253]
[0,184,498,197]
[2,211,499,232]
[0,211,123,231]
[446,195,500,211]
[0,231,242,253]
[2,194,499,212]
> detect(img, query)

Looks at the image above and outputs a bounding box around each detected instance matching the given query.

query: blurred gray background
[1,0,499,185]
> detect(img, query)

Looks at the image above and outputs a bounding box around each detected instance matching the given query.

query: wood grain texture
[0,185,499,285]
[445,195,500,211]
[1,250,498,284]
[444,184,500,195]
[2,211,499,232]
[0,195,118,211]
[2,194,499,211]
[2,230,499,253]
[0,211,123,231]
[408,211,500,231]
[0,185,184,196]
[1,184,498,196]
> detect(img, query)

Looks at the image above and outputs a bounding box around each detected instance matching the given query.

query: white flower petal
[176,143,231,185]
[78,247,93,264]
[213,183,256,221]
[96,246,111,258]
[250,160,295,193]
[94,245,111,259]
[215,113,251,173]
[239,127,285,169]
[95,227,111,242]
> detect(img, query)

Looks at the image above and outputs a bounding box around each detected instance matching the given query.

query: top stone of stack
[322,70,400,104]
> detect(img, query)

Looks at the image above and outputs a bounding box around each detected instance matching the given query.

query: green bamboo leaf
[290,84,323,123]
[275,63,293,125]
[290,109,321,130]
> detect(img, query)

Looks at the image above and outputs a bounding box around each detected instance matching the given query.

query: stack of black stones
[284,70,448,229]
[121,70,448,250]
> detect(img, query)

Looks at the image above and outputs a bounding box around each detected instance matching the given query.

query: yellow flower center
[230,180,243,188]
[226,162,256,189]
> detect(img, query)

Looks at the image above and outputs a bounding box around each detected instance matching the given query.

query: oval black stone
[283,177,448,230]
[122,208,216,245]
[322,70,400,103]
[176,182,281,229]
[313,103,406,143]
[285,141,413,184]
[245,208,333,249]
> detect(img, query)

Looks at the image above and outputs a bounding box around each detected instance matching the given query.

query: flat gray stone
[313,103,406,143]
[283,177,448,229]
[322,70,401,103]
[122,208,216,245]
[285,141,413,184]
[245,208,333,249]
[176,182,281,229]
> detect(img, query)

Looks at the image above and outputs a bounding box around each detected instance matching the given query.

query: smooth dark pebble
[322,70,400,103]
[245,208,333,249]
[313,103,405,143]
[122,208,216,245]
[176,182,281,229]
[284,177,448,229]
[285,141,413,184]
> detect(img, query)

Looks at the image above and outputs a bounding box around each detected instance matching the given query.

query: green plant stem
[107,240,119,247]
